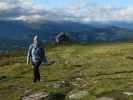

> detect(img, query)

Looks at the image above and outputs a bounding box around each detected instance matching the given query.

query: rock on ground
[96,97,114,100]
[21,92,49,100]
[123,92,133,96]
[68,90,89,100]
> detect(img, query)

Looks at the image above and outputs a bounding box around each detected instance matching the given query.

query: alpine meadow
[1,0,133,100]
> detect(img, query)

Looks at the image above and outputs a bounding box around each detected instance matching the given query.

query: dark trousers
[32,61,41,82]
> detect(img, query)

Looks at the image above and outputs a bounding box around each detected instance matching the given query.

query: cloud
[0,0,26,20]
[118,7,133,20]
[0,0,133,22]
[0,2,15,11]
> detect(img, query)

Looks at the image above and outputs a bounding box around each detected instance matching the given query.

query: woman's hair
[33,35,38,41]
[33,35,43,48]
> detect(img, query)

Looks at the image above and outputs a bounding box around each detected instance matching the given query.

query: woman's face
[33,39,38,44]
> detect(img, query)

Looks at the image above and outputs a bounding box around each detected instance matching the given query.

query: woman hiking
[27,35,48,82]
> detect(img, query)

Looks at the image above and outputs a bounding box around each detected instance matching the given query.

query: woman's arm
[27,44,32,64]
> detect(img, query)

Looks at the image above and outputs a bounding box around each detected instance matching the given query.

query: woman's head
[33,35,38,44]
[33,35,43,47]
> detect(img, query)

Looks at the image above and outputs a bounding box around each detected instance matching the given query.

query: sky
[0,0,133,22]
[34,0,133,8]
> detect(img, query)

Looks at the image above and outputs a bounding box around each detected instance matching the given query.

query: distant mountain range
[0,20,133,51]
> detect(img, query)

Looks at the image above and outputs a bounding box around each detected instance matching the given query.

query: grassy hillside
[1,43,133,100]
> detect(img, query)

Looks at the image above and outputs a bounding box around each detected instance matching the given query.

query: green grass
[1,43,133,100]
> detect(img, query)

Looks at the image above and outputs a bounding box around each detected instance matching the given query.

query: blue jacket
[27,43,48,64]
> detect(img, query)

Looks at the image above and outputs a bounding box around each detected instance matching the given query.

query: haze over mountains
[0,19,133,51]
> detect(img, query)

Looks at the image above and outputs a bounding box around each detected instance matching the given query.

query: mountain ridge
[0,20,133,50]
